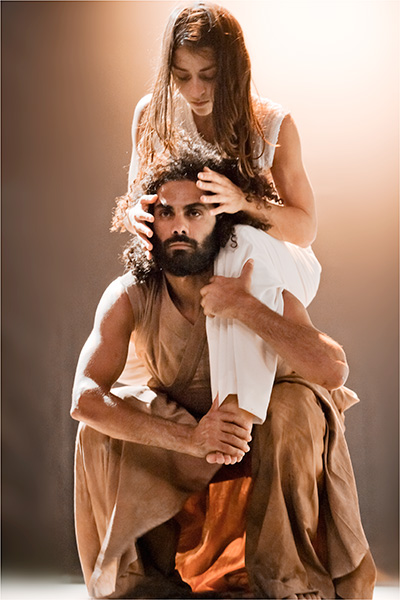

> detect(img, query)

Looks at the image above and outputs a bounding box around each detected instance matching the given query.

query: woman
[122,2,316,248]
[113,1,321,428]
[105,5,376,598]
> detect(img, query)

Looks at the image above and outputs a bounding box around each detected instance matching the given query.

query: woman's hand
[197,167,248,215]
[123,194,157,258]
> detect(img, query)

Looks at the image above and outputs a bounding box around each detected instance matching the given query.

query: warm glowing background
[2,0,398,582]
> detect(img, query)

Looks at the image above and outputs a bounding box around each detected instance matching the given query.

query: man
[71,149,376,599]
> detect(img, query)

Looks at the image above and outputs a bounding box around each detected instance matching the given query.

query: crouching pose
[71,149,376,599]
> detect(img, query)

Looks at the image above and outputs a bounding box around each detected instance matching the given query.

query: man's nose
[172,216,188,236]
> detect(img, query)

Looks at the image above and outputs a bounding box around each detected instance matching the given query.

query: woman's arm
[197,115,317,248]
[267,114,317,247]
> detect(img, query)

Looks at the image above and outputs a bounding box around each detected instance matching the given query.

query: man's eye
[158,209,172,218]
[188,209,202,217]
[200,75,216,82]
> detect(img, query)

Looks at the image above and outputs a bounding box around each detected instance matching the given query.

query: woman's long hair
[139,1,266,180]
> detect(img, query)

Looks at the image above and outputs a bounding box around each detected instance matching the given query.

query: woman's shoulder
[252,95,289,122]
[251,96,291,167]
[134,93,152,112]
[131,93,151,131]
[132,93,152,125]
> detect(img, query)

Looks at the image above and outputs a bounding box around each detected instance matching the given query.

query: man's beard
[152,230,220,277]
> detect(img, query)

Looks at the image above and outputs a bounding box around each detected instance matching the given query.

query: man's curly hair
[115,140,280,283]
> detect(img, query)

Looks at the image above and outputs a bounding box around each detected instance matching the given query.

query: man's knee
[76,420,105,448]
[75,422,122,477]
[266,382,326,438]
[253,382,326,475]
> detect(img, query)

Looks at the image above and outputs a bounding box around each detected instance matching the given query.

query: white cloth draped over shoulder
[208,225,321,423]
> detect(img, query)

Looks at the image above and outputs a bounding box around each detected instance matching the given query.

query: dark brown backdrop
[2,0,398,580]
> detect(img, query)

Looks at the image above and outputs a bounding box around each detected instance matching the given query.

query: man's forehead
[155,179,203,207]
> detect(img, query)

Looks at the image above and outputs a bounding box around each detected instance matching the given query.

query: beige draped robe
[74,272,376,598]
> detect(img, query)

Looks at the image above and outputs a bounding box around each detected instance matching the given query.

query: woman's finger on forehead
[200,194,221,203]
[135,209,154,222]
[197,178,229,192]
[198,169,222,181]
[209,206,226,216]
[135,222,153,237]
[196,181,221,193]
[141,213,154,222]
[141,194,158,204]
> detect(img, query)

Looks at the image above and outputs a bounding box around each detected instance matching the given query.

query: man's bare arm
[71,279,251,460]
[200,260,349,390]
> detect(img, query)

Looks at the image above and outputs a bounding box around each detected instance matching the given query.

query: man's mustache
[164,235,198,250]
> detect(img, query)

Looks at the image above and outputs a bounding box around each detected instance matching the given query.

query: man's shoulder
[118,270,136,291]
[229,225,296,275]
[92,275,136,328]
[118,270,160,290]
[234,224,283,250]
[97,273,141,313]
[95,272,160,329]
[117,270,163,308]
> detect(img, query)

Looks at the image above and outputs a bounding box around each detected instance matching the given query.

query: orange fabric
[176,477,252,594]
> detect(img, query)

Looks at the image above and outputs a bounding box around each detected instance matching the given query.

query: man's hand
[202,259,349,391]
[200,259,254,319]
[190,397,252,465]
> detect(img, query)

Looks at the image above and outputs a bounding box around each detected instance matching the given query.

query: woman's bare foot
[285,593,322,599]
[206,451,240,465]
[206,395,253,465]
